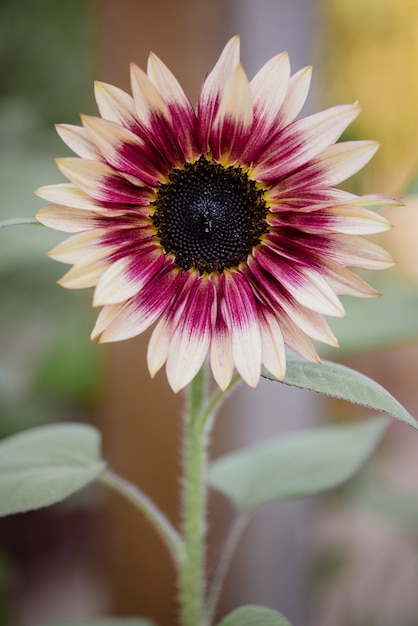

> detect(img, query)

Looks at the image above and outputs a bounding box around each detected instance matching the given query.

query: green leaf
[209,417,387,512]
[38,617,154,626]
[263,352,418,430]
[0,423,106,516]
[217,605,292,626]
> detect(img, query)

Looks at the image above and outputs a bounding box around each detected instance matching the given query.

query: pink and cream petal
[93,246,165,306]
[254,246,345,317]
[147,52,199,162]
[221,271,262,387]
[279,141,379,193]
[209,64,253,164]
[166,278,215,392]
[81,114,167,185]
[55,124,102,160]
[56,157,153,204]
[98,267,181,343]
[197,36,240,153]
[252,103,361,181]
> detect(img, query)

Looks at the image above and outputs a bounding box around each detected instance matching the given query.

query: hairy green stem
[0,217,40,228]
[178,371,241,626]
[179,366,211,626]
[100,468,185,566]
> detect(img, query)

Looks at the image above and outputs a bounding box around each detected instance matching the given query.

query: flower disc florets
[152,156,269,274]
[35,36,395,392]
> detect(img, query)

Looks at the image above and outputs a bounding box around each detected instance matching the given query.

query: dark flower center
[151,156,269,274]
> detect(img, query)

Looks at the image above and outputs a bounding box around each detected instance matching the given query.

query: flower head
[35,37,394,392]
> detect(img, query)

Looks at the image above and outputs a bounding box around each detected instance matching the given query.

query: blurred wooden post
[94,2,228,625]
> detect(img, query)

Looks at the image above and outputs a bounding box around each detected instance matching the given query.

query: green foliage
[216,605,292,626]
[40,617,154,626]
[264,352,417,429]
[0,423,106,516]
[328,274,418,355]
[209,417,387,512]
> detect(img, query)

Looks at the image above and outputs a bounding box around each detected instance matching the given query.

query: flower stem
[0,217,40,228]
[100,468,185,566]
[178,370,241,626]
[179,366,211,626]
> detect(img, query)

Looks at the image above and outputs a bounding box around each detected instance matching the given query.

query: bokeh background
[1,1,418,625]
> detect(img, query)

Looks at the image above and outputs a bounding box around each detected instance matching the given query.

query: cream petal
[94,81,137,128]
[48,229,110,263]
[210,317,234,391]
[56,124,102,160]
[260,308,286,381]
[57,253,110,289]
[130,62,171,124]
[147,316,171,378]
[35,205,99,232]
[250,52,290,127]
[35,184,99,210]
[278,65,312,129]
[91,302,126,340]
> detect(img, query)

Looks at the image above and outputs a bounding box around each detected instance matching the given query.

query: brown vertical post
[94,3,228,625]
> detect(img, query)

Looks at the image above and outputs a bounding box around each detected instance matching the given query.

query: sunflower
[35,37,394,392]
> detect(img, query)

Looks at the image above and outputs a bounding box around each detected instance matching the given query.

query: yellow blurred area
[319,0,418,195]
[380,197,418,282]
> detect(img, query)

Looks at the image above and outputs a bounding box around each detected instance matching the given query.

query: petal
[254,246,345,317]
[130,63,183,165]
[278,141,379,193]
[209,64,253,164]
[55,124,102,160]
[252,103,361,181]
[81,114,167,185]
[277,204,392,235]
[221,270,262,387]
[248,257,338,346]
[56,157,154,204]
[259,306,286,381]
[147,52,199,162]
[35,205,100,232]
[245,52,290,162]
[57,250,111,289]
[197,36,240,153]
[94,81,138,129]
[48,229,110,263]
[277,65,312,129]
[97,266,182,342]
[35,183,101,210]
[93,245,166,305]
[166,277,215,392]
